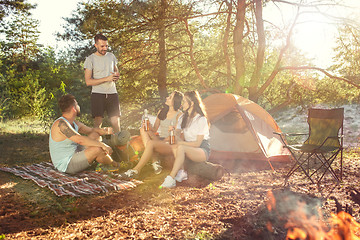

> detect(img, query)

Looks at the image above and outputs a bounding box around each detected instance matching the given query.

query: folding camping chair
[275,108,344,185]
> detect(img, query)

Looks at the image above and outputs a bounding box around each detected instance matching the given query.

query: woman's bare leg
[133,140,172,172]
[140,127,160,149]
[140,127,151,148]
[169,145,206,178]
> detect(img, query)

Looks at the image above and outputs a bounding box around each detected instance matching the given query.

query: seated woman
[122,91,183,177]
[160,90,211,188]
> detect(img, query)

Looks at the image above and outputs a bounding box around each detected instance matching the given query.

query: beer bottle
[143,109,150,131]
[170,120,175,145]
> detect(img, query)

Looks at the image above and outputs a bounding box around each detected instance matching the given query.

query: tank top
[158,111,181,138]
[49,117,79,172]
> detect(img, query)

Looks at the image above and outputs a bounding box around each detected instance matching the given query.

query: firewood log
[349,190,360,206]
[329,196,343,213]
[184,159,225,181]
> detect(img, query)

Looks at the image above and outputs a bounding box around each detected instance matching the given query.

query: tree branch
[279,66,360,89]
[255,7,300,99]
[183,18,208,89]
[268,82,296,114]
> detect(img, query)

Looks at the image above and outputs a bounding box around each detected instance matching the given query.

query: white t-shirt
[83,52,118,94]
[176,113,210,142]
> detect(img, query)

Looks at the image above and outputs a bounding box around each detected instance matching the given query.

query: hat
[110,130,131,146]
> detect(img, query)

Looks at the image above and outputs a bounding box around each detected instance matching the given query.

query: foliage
[60,0,214,103]
[332,25,360,82]
[0,11,85,126]
[1,11,40,70]
[1,0,360,125]
[0,99,9,121]
[0,0,34,22]
[60,0,353,111]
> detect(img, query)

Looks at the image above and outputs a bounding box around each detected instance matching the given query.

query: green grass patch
[0,117,48,134]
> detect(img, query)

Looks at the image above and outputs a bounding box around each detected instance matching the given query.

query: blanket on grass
[0,162,141,197]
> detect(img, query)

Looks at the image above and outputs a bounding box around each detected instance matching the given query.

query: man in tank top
[49,94,119,174]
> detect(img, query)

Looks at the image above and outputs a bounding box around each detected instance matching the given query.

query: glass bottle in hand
[143,109,150,131]
[170,120,175,145]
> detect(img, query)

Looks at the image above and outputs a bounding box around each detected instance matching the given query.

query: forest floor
[1,127,360,239]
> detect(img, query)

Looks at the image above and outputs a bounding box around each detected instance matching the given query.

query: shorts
[200,139,211,161]
[91,93,121,118]
[66,146,91,174]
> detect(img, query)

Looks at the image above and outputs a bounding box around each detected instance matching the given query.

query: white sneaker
[174,169,188,182]
[161,175,176,188]
[120,169,138,179]
[152,161,162,175]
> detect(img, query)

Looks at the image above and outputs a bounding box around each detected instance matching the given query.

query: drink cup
[106,127,113,135]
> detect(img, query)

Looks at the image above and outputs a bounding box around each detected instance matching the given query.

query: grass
[0,117,164,214]
[0,117,80,219]
[0,117,48,135]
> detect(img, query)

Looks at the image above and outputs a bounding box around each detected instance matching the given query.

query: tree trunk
[248,0,265,102]
[184,18,208,89]
[223,0,233,87]
[158,0,168,101]
[233,0,246,96]
[255,10,300,100]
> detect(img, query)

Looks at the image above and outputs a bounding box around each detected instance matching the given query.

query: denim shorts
[200,139,211,161]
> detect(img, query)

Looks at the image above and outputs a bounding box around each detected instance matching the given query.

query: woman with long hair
[121,91,183,177]
[160,90,211,188]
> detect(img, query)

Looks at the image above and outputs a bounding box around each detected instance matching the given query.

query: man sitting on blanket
[49,94,120,174]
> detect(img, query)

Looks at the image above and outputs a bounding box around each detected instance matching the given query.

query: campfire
[266,190,360,240]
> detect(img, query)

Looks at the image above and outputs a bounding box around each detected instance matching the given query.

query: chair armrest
[286,133,308,136]
[273,132,308,137]
[274,132,308,148]
[317,135,343,149]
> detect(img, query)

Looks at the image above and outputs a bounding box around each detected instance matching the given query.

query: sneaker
[152,161,162,175]
[174,169,188,182]
[160,175,176,188]
[95,163,103,172]
[120,169,138,179]
[95,163,119,173]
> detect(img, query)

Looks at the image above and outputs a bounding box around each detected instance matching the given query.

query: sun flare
[293,12,334,65]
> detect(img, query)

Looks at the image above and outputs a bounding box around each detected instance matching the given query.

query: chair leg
[340,148,343,181]
[316,152,341,184]
[306,151,341,185]
[285,150,315,184]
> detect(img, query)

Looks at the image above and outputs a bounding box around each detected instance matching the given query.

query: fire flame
[266,190,360,240]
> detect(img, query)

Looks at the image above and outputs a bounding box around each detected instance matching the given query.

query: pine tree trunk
[249,0,265,102]
[158,0,167,101]
[233,0,246,96]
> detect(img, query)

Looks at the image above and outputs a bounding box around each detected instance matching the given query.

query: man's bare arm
[76,121,111,136]
[57,119,112,154]
[84,68,113,86]
[58,119,79,138]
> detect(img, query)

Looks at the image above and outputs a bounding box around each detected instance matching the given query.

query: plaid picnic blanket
[0,162,141,197]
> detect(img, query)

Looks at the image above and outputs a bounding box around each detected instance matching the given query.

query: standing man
[84,33,121,133]
[49,94,119,174]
